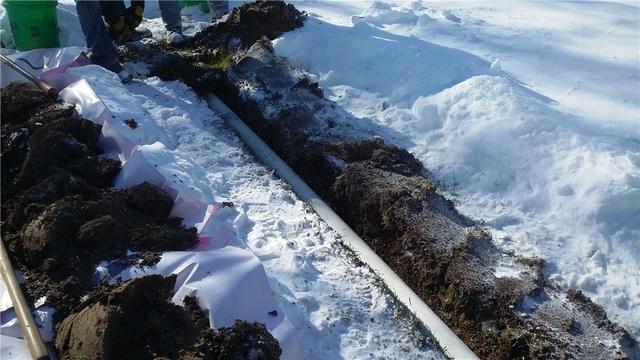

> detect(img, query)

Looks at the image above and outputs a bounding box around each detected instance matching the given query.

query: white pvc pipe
[206,94,478,359]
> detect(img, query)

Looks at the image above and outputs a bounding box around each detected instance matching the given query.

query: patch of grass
[150,47,233,93]
[381,213,394,232]
[498,327,513,343]
[203,50,235,71]
[444,286,467,309]
[445,286,459,305]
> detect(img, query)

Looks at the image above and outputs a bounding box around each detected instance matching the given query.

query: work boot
[166,30,185,45]
[107,62,133,84]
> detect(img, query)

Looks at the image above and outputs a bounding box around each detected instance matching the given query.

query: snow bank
[278,1,640,338]
[411,76,640,312]
[273,17,489,107]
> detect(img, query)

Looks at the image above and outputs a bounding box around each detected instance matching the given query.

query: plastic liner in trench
[131,1,637,358]
[0,82,281,359]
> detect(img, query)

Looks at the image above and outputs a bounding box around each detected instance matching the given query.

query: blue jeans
[159,1,182,32]
[76,0,118,67]
[160,1,229,32]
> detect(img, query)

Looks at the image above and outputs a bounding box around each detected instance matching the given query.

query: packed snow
[274,0,640,339]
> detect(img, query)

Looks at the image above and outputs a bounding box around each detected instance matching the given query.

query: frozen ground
[274,0,640,339]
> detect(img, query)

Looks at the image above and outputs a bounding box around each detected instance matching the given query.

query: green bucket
[178,0,210,13]
[4,0,60,51]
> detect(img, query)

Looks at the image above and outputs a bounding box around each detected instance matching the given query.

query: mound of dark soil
[1,82,117,199]
[129,0,304,94]
[13,182,196,318]
[209,320,282,360]
[55,275,195,359]
[0,82,197,321]
[332,163,547,358]
[192,0,305,49]
[55,275,281,360]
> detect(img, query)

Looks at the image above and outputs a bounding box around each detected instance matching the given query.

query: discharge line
[206,94,479,360]
[0,239,50,360]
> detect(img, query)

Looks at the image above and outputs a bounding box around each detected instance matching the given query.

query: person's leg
[159,1,182,32]
[76,0,133,83]
[99,0,127,25]
[98,0,128,42]
[75,0,118,67]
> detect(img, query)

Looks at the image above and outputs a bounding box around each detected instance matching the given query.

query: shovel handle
[34,78,59,97]
[0,53,59,98]
[0,239,50,360]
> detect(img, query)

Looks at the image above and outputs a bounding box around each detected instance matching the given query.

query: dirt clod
[55,275,281,360]
[192,0,305,49]
[55,275,197,360]
[124,118,138,129]
[12,181,197,320]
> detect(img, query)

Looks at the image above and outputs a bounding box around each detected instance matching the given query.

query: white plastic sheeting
[0,48,302,359]
[0,47,86,88]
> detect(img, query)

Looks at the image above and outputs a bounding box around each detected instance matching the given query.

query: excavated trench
[1,1,634,359]
[128,1,636,359]
[0,83,280,358]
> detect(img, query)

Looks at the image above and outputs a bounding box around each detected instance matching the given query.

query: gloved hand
[106,15,128,43]
[124,1,145,31]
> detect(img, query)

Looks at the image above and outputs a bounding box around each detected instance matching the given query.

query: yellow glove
[125,1,145,31]
[106,15,129,43]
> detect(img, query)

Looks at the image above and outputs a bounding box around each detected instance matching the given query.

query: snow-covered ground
[1,3,445,358]
[274,0,640,339]
[74,65,443,359]
[1,0,637,355]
